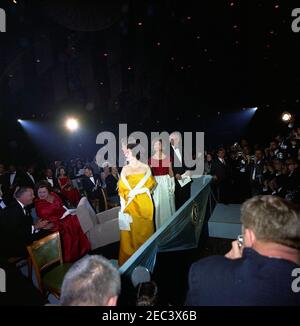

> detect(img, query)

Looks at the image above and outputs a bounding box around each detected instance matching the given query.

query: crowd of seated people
[0,157,121,266]
[204,127,300,204]
[0,126,299,306]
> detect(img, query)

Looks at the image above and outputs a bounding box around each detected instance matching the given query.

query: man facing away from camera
[60,255,121,306]
[186,195,300,306]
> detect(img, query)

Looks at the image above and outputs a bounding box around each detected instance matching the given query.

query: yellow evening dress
[118,169,156,266]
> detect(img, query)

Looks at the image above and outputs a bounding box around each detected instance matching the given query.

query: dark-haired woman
[35,182,90,262]
[57,167,81,207]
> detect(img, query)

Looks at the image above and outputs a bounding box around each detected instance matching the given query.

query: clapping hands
[34,219,54,230]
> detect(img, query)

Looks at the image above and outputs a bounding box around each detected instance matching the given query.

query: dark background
[1,0,300,164]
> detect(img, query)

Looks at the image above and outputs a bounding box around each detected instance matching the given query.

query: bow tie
[47,177,53,179]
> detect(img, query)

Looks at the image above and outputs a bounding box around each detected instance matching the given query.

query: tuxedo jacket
[105,174,119,197]
[170,145,188,177]
[0,197,7,212]
[81,174,102,198]
[4,172,22,188]
[282,168,300,193]
[0,200,33,258]
[248,160,265,184]
[43,176,60,190]
[210,158,231,183]
[0,174,6,189]
[20,172,36,188]
[2,172,23,203]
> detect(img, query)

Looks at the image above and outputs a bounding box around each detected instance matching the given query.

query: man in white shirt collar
[14,187,49,229]
[84,167,97,186]
[26,171,35,184]
[9,165,17,186]
[0,187,6,210]
[217,148,226,165]
[170,132,182,163]
[24,166,36,186]
[0,187,51,259]
[169,132,192,210]
[45,168,55,187]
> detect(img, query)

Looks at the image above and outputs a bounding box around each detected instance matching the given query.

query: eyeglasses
[237,234,244,249]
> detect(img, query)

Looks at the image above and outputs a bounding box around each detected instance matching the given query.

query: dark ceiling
[0,0,299,162]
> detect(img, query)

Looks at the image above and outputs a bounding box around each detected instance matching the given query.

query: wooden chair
[101,188,108,211]
[26,232,72,299]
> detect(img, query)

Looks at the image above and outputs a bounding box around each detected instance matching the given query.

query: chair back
[77,196,98,227]
[27,232,63,292]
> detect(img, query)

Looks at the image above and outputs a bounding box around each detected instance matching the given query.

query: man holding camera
[185,195,300,306]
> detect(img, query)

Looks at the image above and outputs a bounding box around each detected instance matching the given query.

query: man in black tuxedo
[43,168,60,192]
[280,158,300,203]
[248,149,265,197]
[169,132,192,210]
[210,147,232,204]
[0,186,7,212]
[81,166,106,212]
[3,164,22,203]
[0,187,52,260]
[20,166,36,188]
[0,162,6,187]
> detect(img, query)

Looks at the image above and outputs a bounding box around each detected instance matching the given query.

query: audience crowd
[0,126,300,306]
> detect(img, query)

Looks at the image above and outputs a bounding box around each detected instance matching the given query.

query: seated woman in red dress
[35,181,90,262]
[57,167,81,207]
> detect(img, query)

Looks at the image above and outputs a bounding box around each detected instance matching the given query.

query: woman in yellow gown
[118,143,156,266]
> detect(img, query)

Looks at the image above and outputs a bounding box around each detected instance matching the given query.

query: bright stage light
[17,119,22,123]
[281,112,292,123]
[65,118,79,131]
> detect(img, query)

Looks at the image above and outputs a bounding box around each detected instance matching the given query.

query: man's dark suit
[210,158,232,203]
[281,168,300,203]
[170,145,191,210]
[248,160,265,196]
[19,172,36,188]
[81,174,106,212]
[43,176,60,190]
[2,172,22,203]
[0,197,7,212]
[0,200,49,259]
[185,248,300,306]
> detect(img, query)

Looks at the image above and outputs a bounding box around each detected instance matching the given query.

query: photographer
[185,195,300,306]
[233,145,251,202]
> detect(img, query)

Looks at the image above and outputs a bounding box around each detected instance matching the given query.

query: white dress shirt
[16,199,26,215]
[10,172,16,185]
[218,157,225,165]
[172,145,182,163]
[0,197,6,209]
[46,177,54,187]
[90,176,96,185]
[252,160,261,181]
[16,200,36,234]
[27,172,35,184]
